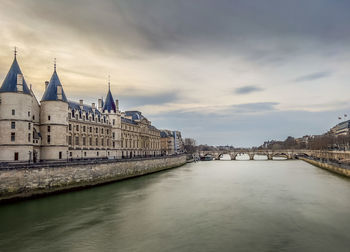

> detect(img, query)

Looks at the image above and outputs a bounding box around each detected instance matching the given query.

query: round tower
[40,61,68,161]
[0,50,35,162]
[101,82,122,159]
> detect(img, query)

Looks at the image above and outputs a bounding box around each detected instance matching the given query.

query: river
[0,160,350,252]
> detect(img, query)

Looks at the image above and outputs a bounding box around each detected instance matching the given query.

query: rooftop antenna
[54,58,57,71]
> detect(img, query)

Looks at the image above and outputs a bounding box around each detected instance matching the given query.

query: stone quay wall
[0,155,187,202]
[300,157,350,178]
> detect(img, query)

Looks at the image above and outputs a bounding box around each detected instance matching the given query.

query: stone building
[0,53,161,162]
[160,130,184,155]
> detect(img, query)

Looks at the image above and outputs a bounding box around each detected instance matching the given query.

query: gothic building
[0,52,161,162]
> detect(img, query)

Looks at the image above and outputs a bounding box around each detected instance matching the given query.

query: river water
[1,160,350,252]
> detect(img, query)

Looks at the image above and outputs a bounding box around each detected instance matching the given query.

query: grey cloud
[294,71,332,82]
[119,91,179,108]
[231,102,278,113]
[151,106,340,147]
[234,85,263,95]
[12,0,350,57]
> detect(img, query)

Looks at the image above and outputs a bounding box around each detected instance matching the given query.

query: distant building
[330,120,350,136]
[160,130,184,155]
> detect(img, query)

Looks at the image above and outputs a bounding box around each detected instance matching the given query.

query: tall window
[59,152,62,159]
[68,136,72,145]
[28,123,31,130]
[75,136,79,145]
[76,125,79,131]
[47,135,50,144]
[83,126,86,132]
[14,152,18,160]
[113,119,115,125]
[96,138,98,146]
[69,124,72,130]
[11,122,15,129]
[48,115,51,120]
[12,109,15,115]
[83,137,86,146]
[89,137,92,146]
[11,133,15,142]
[47,126,51,132]
[28,111,30,117]
[28,133,31,142]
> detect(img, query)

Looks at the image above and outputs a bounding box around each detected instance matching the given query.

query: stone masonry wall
[0,155,187,202]
[300,157,350,177]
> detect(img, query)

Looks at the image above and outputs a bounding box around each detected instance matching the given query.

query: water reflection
[0,161,349,252]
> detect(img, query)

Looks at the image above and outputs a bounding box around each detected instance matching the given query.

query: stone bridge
[199,150,350,161]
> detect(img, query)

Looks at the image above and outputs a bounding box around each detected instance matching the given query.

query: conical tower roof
[0,54,31,95]
[102,83,116,113]
[41,65,68,102]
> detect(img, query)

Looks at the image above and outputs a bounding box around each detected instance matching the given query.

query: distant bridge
[199,150,350,161]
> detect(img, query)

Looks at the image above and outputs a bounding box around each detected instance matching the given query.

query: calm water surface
[1,160,350,252]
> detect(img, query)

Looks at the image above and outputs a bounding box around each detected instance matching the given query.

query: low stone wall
[300,157,350,177]
[0,155,187,202]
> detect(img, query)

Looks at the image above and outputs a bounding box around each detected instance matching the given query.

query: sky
[1,0,350,147]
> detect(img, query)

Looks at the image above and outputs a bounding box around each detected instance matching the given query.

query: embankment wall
[0,155,187,202]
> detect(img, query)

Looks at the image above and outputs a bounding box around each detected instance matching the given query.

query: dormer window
[17,74,23,92]
[57,86,62,100]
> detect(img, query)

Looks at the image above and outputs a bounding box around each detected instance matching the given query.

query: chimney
[92,103,96,110]
[115,99,119,111]
[45,81,49,90]
[79,99,84,109]
[98,99,102,110]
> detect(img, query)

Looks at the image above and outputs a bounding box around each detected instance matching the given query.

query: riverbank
[300,157,350,177]
[0,155,187,203]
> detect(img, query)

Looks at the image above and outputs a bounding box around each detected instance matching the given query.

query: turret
[102,80,121,158]
[0,49,36,162]
[40,59,68,161]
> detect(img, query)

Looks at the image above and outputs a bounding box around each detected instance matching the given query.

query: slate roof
[0,56,31,95]
[68,100,102,116]
[41,70,68,102]
[121,117,137,125]
[125,111,145,121]
[102,87,116,113]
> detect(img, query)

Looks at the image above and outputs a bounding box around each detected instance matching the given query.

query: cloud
[231,102,278,113]
[119,91,179,108]
[294,71,332,82]
[234,85,263,95]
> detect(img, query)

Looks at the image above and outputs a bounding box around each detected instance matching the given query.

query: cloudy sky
[1,0,350,146]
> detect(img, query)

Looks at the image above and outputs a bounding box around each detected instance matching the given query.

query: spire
[102,80,116,113]
[108,75,111,90]
[41,62,68,102]
[54,58,56,72]
[0,49,31,95]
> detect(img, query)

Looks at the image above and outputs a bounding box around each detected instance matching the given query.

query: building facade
[160,130,184,155]
[0,54,161,162]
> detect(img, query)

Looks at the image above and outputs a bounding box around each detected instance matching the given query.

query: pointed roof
[41,67,68,102]
[0,55,31,95]
[102,83,116,113]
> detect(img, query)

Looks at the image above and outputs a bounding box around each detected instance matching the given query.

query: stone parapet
[0,155,186,202]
